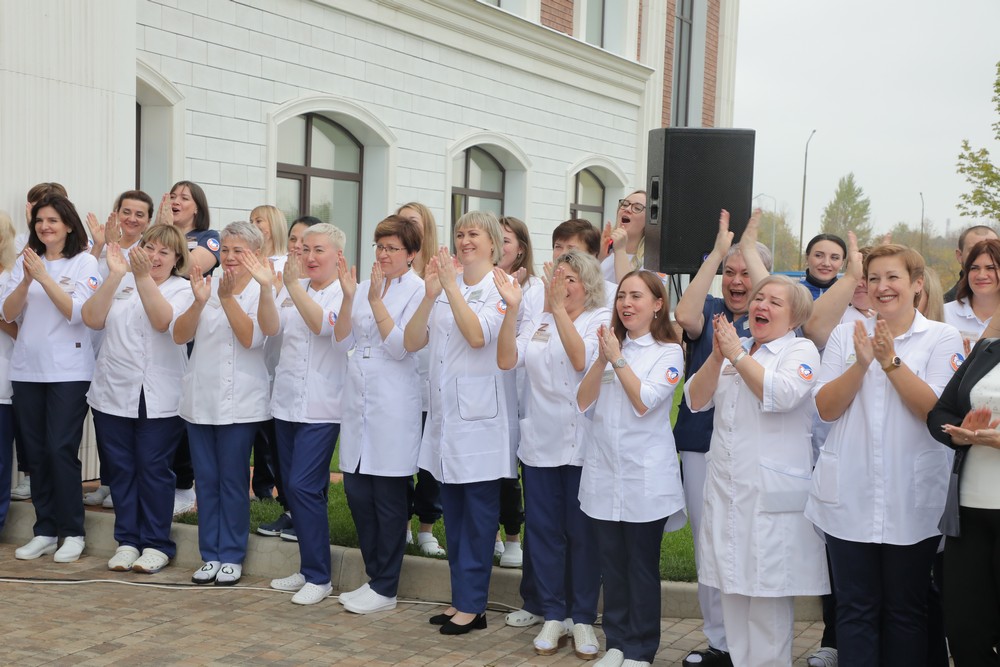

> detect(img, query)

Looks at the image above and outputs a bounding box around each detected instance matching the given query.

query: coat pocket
[455,376,500,422]
[811,452,839,505]
[758,458,812,513]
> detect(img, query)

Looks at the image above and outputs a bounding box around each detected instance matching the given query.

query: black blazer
[927,337,1000,536]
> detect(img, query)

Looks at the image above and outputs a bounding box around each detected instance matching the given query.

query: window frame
[672,0,694,127]
[570,167,606,224]
[451,145,506,228]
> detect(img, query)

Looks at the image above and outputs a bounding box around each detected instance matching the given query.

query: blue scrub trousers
[274,419,338,585]
[439,479,502,614]
[343,470,410,597]
[826,533,939,667]
[12,381,89,538]
[93,393,184,557]
[522,464,600,623]
[0,404,14,532]
[186,421,258,563]
[591,516,668,663]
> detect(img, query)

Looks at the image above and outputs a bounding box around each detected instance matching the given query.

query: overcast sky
[733,0,1000,246]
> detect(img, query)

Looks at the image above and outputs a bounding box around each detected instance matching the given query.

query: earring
[654,310,659,319]
[407,260,413,267]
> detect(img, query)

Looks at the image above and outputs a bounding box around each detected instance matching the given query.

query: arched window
[571,168,606,227]
[451,146,505,227]
[276,113,363,264]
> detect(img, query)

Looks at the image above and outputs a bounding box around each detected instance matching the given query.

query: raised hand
[129,244,152,278]
[547,265,567,313]
[283,251,302,284]
[714,314,743,361]
[368,262,385,303]
[22,247,48,283]
[871,318,896,366]
[217,268,237,299]
[86,212,105,246]
[598,324,622,363]
[105,211,122,245]
[845,231,863,281]
[739,208,762,251]
[423,256,443,300]
[156,193,173,227]
[492,267,522,312]
[106,243,129,278]
[610,226,628,249]
[853,319,875,367]
[710,314,726,363]
[436,246,458,289]
[239,251,273,287]
[337,253,357,300]
[189,265,211,304]
[713,209,735,257]
[600,221,613,258]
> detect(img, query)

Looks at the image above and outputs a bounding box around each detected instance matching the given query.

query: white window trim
[136,59,186,194]
[445,131,532,241]
[266,95,398,270]
[565,155,630,226]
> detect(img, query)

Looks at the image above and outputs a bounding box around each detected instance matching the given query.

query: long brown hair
[610,270,679,345]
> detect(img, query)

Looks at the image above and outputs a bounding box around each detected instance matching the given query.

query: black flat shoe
[440,613,487,635]
[429,612,455,626]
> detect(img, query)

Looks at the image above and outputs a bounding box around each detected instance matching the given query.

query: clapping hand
[597,324,623,364]
[713,210,735,258]
[239,251,274,288]
[853,320,875,367]
[129,245,152,278]
[943,407,1000,448]
[105,243,129,278]
[492,267,522,312]
[337,253,357,300]
[189,265,211,304]
[368,262,385,303]
[871,319,896,366]
[21,247,48,284]
[714,314,743,362]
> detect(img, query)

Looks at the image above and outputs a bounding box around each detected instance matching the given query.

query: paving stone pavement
[0,543,825,665]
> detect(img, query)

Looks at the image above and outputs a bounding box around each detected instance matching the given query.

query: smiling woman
[802,233,846,299]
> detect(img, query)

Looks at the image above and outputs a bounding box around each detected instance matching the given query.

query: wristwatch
[613,357,627,369]
[882,356,902,374]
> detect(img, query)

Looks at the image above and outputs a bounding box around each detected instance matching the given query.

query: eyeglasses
[618,199,646,214]
[373,243,404,254]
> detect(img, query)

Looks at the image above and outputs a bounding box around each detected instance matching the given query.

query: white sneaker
[215,563,242,586]
[10,476,31,501]
[173,487,196,515]
[494,540,505,557]
[807,647,839,667]
[15,536,57,560]
[499,540,523,568]
[108,545,140,571]
[131,548,169,574]
[83,485,111,506]
[342,586,397,614]
[595,649,625,667]
[54,536,86,563]
[416,532,446,556]
[102,493,114,509]
[192,560,221,584]
[534,619,569,655]
[337,582,371,605]
[621,661,650,667]
[270,572,306,592]
[291,582,333,605]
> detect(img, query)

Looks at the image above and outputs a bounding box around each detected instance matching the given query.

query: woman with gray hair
[685,274,827,666]
[495,249,609,658]
[174,220,279,586]
[404,210,515,635]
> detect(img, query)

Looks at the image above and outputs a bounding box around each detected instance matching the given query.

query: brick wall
[662,0,676,127]
[540,0,573,35]
[701,0,719,127]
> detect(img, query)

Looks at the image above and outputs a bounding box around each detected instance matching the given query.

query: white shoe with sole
[173,487,196,515]
[10,477,31,501]
[54,536,85,563]
[108,546,140,571]
[533,619,569,655]
[806,647,838,667]
[342,587,397,614]
[499,540,523,568]
[271,572,306,592]
[337,582,371,605]
[291,582,332,605]
[131,548,169,574]
[572,623,600,660]
[505,608,544,627]
[595,649,625,667]
[15,536,57,560]
[416,532,446,556]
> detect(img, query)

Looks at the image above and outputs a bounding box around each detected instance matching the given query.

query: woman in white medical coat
[686,274,828,666]
[83,225,193,574]
[576,269,685,667]
[174,221,279,586]
[404,210,514,635]
[335,216,424,615]
[496,250,609,658]
[265,223,346,605]
[804,244,964,666]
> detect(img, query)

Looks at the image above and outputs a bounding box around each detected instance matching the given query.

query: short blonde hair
[303,222,347,253]
[141,224,190,277]
[747,274,813,330]
[0,210,16,271]
[455,211,504,265]
[221,220,264,252]
[397,202,438,276]
[250,205,288,256]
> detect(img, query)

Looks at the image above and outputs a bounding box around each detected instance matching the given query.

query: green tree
[820,173,873,246]
[957,60,1000,221]
[757,209,800,272]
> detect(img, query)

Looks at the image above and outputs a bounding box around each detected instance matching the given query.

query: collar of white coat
[952,297,987,325]
[863,308,929,340]
[623,332,655,347]
[744,329,796,354]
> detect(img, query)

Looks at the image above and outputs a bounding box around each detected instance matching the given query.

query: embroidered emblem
[798,363,814,381]
[665,367,680,385]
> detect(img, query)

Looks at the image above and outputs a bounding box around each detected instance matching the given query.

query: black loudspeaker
[645,128,755,274]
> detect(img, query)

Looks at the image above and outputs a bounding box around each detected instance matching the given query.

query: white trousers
[719,593,794,667]
[681,450,727,652]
